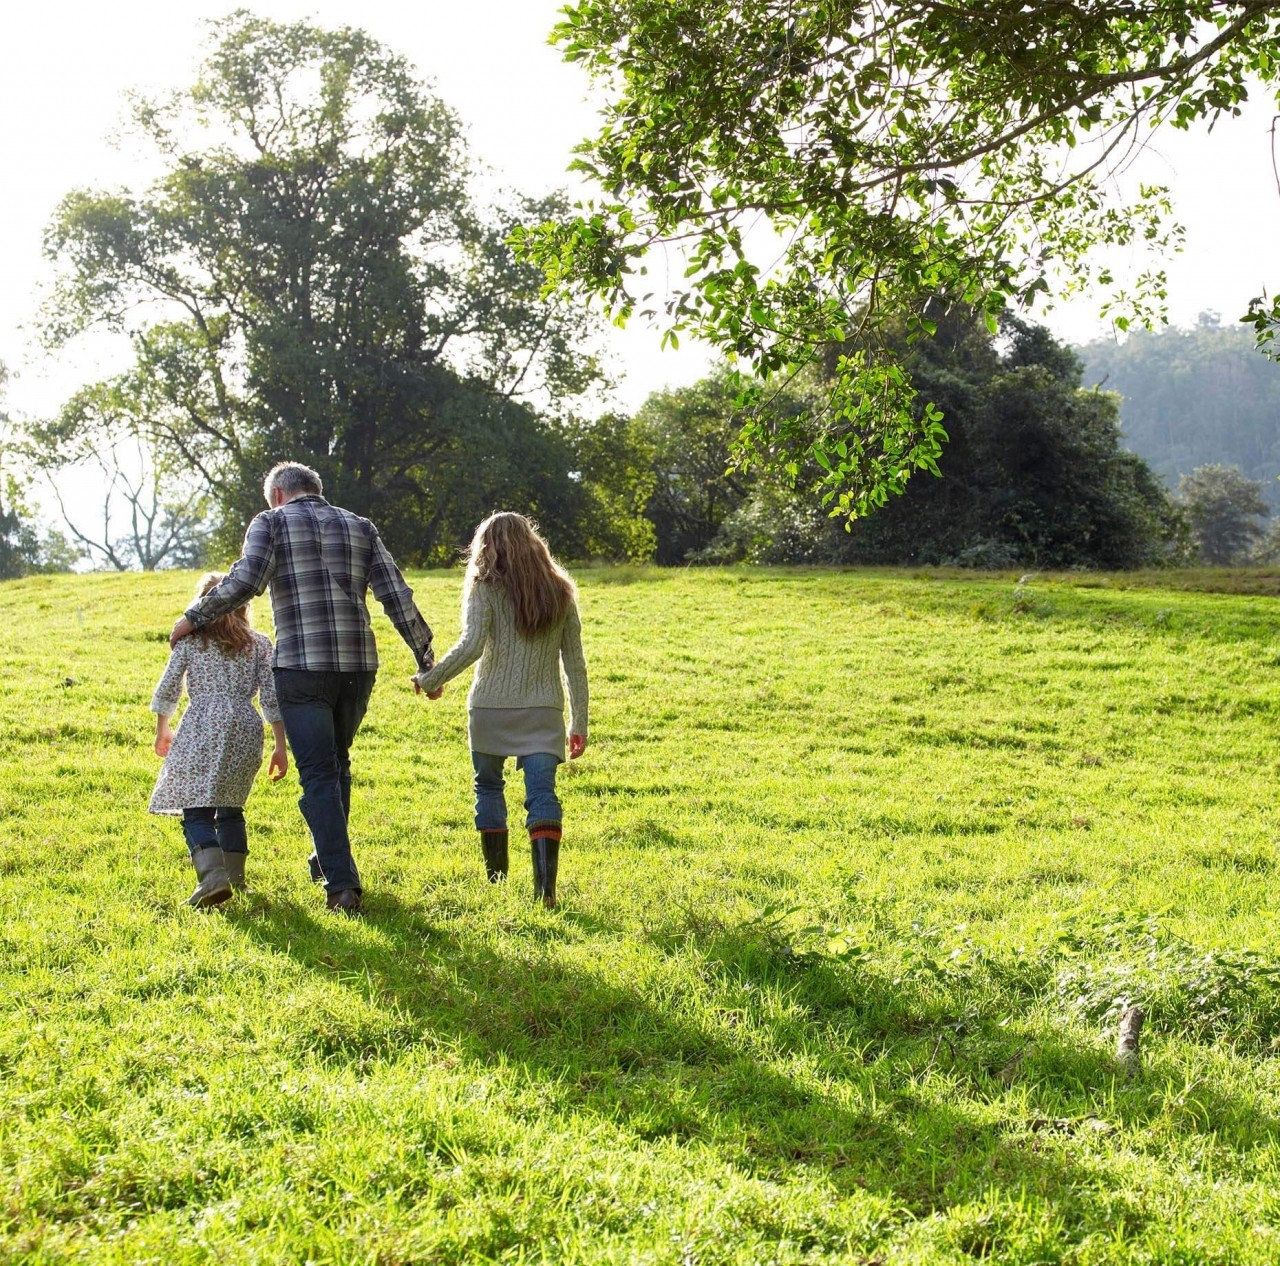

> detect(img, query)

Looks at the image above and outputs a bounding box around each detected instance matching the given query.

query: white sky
[2,1,1278,425]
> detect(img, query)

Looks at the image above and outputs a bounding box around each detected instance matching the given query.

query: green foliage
[0,474,81,579]
[38,12,608,563]
[823,316,1190,568]
[0,364,81,579]
[629,372,767,563]
[523,0,1280,512]
[6,567,1280,1261]
[1177,463,1271,564]
[636,317,1186,568]
[556,412,658,562]
[1049,913,1280,1050]
[1243,290,1280,356]
[1078,316,1280,508]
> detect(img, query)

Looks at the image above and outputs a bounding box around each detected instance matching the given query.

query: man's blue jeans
[275,669,376,894]
[471,751,562,832]
[182,807,247,858]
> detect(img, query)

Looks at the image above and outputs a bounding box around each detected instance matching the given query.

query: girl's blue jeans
[472,751,561,831]
[182,806,247,857]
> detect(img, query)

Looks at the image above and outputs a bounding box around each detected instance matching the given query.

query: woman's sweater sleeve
[561,600,589,737]
[150,641,188,717]
[414,585,491,693]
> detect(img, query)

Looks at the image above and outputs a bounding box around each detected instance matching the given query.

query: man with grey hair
[169,461,435,914]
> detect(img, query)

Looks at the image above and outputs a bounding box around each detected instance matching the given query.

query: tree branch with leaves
[519,0,1280,514]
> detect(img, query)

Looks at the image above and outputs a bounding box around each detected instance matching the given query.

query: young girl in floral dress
[414,512,588,908]
[149,573,288,907]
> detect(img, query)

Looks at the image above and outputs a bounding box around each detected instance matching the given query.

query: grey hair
[263,461,323,503]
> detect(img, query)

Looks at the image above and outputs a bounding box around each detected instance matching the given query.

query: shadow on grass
[221,885,1221,1227]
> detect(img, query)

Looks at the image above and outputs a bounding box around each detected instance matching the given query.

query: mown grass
[2,566,1280,1265]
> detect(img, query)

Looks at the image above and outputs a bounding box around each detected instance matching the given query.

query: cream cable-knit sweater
[414,581,589,737]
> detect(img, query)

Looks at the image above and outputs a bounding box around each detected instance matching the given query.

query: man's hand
[410,676,444,700]
[569,733,587,759]
[169,616,195,648]
[268,746,288,781]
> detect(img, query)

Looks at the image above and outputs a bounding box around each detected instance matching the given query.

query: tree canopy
[1177,463,1270,563]
[521,0,1280,515]
[628,317,1187,569]
[34,11,608,562]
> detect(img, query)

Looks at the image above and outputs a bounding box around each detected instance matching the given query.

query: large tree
[522,0,1280,515]
[1177,463,1270,563]
[37,11,605,562]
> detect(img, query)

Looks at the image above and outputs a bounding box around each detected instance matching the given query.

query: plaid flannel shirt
[186,496,434,673]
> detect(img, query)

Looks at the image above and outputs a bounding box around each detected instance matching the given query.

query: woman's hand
[411,676,444,700]
[569,733,587,759]
[268,746,288,781]
[154,720,173,758]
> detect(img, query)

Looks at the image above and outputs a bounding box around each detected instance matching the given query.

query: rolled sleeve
[368,526,434,668]
[186,514,277,628]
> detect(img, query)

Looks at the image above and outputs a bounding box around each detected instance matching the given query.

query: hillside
[3,568,1280,1263]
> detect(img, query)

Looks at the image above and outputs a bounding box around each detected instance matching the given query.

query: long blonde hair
[464,512,575,637]
[191,572,253,658]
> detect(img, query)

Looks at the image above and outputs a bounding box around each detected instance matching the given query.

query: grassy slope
[1,567,1279,1265]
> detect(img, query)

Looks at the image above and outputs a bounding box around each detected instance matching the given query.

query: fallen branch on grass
[1117,1005,1145,1079]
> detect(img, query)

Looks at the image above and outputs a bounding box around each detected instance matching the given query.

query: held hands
[569,733,587,760]
[411,675,444,700]
[169,616,195,648]
[268,746,288,781]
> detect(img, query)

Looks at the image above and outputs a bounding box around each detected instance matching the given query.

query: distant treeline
[1078,315,1280,509]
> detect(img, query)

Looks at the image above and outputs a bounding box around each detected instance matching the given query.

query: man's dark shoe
[326,888,363,915]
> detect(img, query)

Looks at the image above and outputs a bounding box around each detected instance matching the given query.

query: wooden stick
[1116,1005,1145,1079]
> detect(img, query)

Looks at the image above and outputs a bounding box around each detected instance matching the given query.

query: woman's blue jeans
[471,751,561,831]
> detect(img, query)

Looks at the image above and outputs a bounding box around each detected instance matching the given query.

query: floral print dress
[148,631,282,816]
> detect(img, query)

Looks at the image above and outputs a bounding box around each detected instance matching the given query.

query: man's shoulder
[303,499,377,533]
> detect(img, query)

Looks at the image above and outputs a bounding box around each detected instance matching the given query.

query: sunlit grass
[2,566,1279,1264]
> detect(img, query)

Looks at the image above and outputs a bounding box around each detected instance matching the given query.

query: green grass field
[3,566,1280,1265]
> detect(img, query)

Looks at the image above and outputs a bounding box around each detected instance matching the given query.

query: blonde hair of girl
[464,512,575,638]
[191,571,254,658]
